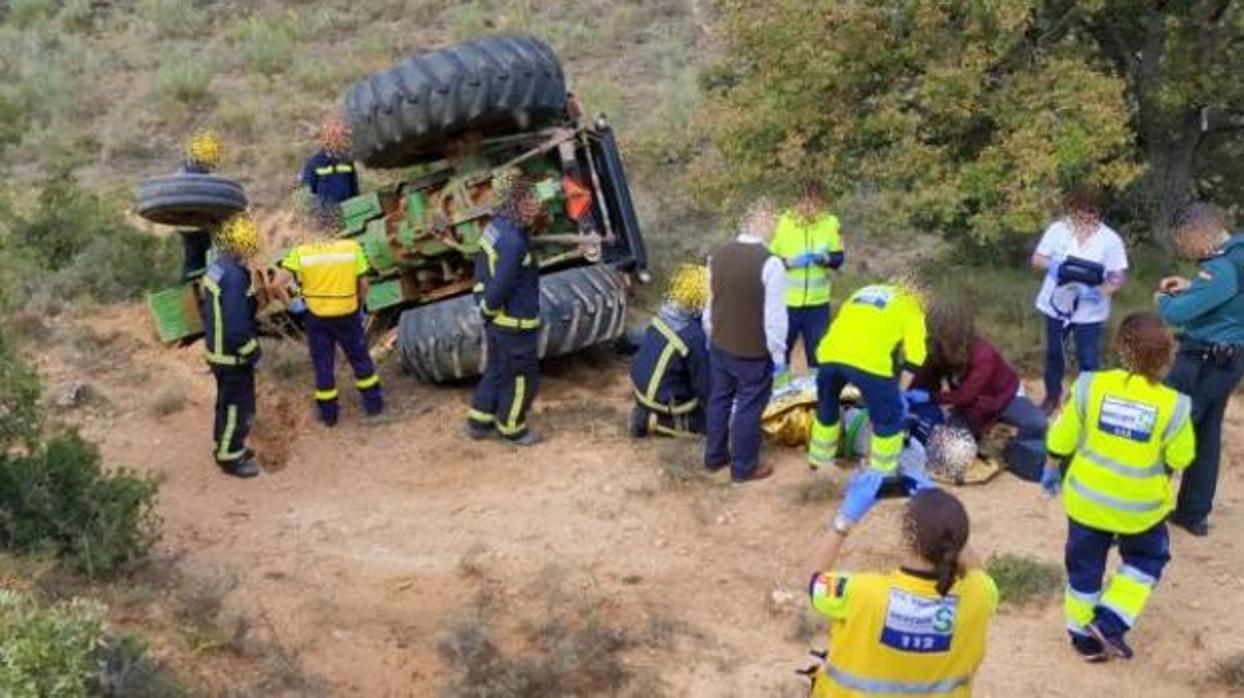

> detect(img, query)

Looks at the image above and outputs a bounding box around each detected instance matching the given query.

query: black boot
[629,406,649,438]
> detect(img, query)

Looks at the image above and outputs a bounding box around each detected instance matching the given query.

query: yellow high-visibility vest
[1048,369,1195,534]
[817,284,927,377]
[282,239,370,317]
[809,569,998,697]
[770,211,843,307]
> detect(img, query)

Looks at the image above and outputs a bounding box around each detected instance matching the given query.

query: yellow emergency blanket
[760,377,1002,485]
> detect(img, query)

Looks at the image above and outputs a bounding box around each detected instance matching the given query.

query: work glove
[838,469,885,526]
[903,389,931,407]
[788,253,816,269]
[773,362,791,389]
[1040,463,1062,497]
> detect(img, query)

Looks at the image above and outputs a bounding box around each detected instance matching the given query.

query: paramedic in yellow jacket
[809,282,927,496]
[770,180,844,383]
[278,217,384,426]
[807,487,998,697]
[1044,311,1195,661]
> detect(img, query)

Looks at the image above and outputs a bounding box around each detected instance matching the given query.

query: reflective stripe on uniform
[786,272,830,288]
[1164,394,1191,440]
[356,374,380,390]
[1067,475,1164,512]
[869,431,902,474]
[1064,585,1099,633]
[842,410,869,459]
[825,665,970,695]
[468,408,494,424]
[634,389,698,415]
[335,164,354,173]
[217,405,239,461]
[497,375,527,435]
[315,388,339,401]
[481,238,499,276]
[809,418,839,468]
[1079,448,1166,478]
[315,166,334,175]
[491,314,541,330]
[299,252,358,267]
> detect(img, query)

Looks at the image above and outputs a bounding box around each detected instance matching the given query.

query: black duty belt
[1178,337,1242,364]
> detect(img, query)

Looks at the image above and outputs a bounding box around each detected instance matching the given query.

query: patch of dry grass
[148,381,187,417]
[1212,652,1244,692]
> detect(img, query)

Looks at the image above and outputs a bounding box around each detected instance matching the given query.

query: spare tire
[135,173,247,227]
[345,35,568,169]
[398,264,628,382]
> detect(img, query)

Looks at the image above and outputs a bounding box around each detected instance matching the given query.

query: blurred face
[515,191,549,231]
[1174,224,1224,261]
[1068,207,1099,231]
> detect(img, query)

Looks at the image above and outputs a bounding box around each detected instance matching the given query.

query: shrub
[0,432,161,577]
[139,0,202,39]
[239,17,294,76]
[8,0,56,29]
[155,60,213,106]
[985,553,1063,605]
[0,590,106,697]
[0,330,42,451]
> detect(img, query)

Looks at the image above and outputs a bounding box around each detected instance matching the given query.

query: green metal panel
[359,219,398,274]
[342,192,382,234]
[405,191,427,223]
[146,285,202,343]
[366,278,406,311]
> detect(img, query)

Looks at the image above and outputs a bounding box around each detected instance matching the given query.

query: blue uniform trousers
[815,362,906,441]
[469,326,540,439]
[306,312,383,425]
[1043,316,1103,405]
[1166,346,1244,525]
[705,347,772,480]
[212,365,255,465]
[785,303,831,369]
[1065,519,1169,639]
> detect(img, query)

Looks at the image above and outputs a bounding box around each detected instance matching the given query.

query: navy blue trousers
[469,326,540,439]
[815,363,905,439]
[1066,519,1169,638]
[705,347,772,480]
[212,365,254,465]
[785,303,831,369]
[1043,315,1103,405]
[306,312,382,425]
[1166,347,1244,524]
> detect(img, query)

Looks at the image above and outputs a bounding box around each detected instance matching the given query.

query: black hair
[904,489,970,596]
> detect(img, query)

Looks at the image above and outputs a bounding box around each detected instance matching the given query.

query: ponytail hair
[903,490,970,597]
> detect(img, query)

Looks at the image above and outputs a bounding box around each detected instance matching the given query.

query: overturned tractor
[139,35,648,382]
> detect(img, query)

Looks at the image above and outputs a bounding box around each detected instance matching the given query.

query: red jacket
[914,337,1020,435]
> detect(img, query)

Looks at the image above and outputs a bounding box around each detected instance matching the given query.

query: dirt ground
[33,305,1244,697]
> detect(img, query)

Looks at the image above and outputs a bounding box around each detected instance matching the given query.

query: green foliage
[7,0,57,29]
[139,0,202,39]
[0,590,182,698]
[0,590,106,698]
[700,1,1139,242]
[985,553,1063,604]
[0,330,41,452]
[155,59,213,106]
[237,17,294,77]
[0,432,161,577]
[0,173,179,305]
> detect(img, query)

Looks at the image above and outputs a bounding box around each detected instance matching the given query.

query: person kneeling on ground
[201,215,264,479]
[805,486,997,696]
[629,264,711,438]
[913,301,1048,480]
[1044,312,1195,662]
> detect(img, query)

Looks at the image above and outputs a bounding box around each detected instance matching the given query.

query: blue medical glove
[1041,463,1062,497]
[289,297,308,315]
[773,362,791,389]
[812,252,831,266]
[838,469,885,525]
[789,253,815,269]
[898,451,936,494]
[903,389,930,406]
[1045,256,1063,280]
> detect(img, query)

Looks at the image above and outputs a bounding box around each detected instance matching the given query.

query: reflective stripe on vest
[1079,448,1166,478]
[478,232,538,330]
[826,665,970,695]
[314,166,334,176]
[1067,475,1165,513]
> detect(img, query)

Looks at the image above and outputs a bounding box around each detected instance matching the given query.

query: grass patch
[1211,652,1244,692]
[148,381,187,418]
[985,553,1063,605]
[654,438,714,489]
[155,59,214,107]
[238,17,295,77]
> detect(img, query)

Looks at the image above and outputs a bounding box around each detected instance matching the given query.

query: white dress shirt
[703,233,789,366]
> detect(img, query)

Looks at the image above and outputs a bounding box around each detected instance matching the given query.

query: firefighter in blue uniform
[201,214,263,478]
[464,173,549,446]
[300,117,359,221]
[180,131,222,282]
[629,264,711,438]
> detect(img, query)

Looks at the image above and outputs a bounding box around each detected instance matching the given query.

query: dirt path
[43,306,1244,696]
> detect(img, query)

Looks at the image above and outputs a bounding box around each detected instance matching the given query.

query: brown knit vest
[710,241,770,358]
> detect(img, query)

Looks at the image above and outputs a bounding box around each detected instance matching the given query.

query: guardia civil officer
[201,215,263,478]
[464,173,549,446]
[1044,312,1195,660]
[1156,202,1244,537]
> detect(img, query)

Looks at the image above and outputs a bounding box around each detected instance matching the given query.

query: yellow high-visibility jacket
[281,239,369,317]
[817,284,926,378]
[809,568,998,697]
[771,211,843,307]
[1048,369,1196,534]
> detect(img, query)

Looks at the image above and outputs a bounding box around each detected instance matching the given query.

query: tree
[698,0,1139,245]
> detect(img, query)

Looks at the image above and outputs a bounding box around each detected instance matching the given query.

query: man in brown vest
[704,198,787,483]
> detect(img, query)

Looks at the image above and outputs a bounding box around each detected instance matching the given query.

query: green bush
[0,433,161,577]
[239,17,294,76]
[0,590,106,698]
[0,590,182,698]
[0,331,41,452]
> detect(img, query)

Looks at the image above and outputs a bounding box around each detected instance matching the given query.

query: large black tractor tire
[344,35,567,169]
[398,264,628,382]
[135,173,248,227]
